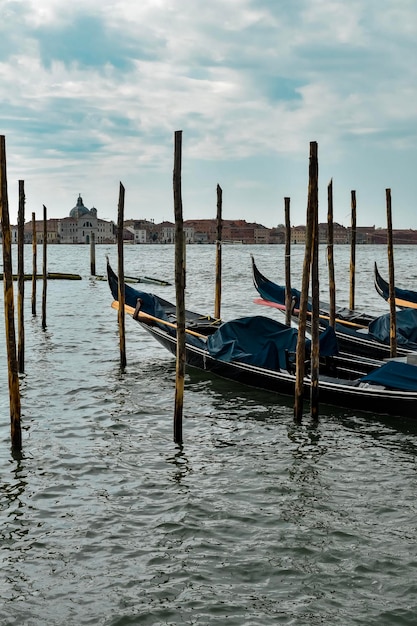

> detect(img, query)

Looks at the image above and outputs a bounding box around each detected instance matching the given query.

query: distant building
[318,222,349,244]
[185,219,217,243]
[24,218,62,244]
[160,221,175,244]
[372,228,417,244]
[184,219,266,244]
[123,218,167,243]
[254,225,271,244]
[184,224,195,243]
[291,225,306,244]
[125,225,147,243]
[269,226,286,244]
[21,194,116,244]
[347,225,375,244]
[57,195,115,244]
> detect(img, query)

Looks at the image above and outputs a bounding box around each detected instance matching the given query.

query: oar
[111,300,208,340]
[391,297,417,310]
[253,298,368,329]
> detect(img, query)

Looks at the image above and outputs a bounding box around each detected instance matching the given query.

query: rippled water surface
[1,244,417,625]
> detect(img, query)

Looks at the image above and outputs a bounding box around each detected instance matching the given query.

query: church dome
[70,194,90,218]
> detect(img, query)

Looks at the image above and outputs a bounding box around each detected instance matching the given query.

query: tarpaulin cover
[206,316,338,370]
[368,309,417,346]
[360,360,417,391]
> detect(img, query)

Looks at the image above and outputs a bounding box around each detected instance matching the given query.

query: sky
[1,0,417,229]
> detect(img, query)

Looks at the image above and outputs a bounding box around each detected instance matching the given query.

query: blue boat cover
[206,316,338,370]
[360,360,417,391]
[368,309,417,346]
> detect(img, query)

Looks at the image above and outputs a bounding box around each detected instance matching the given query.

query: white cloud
[0,0,416,228]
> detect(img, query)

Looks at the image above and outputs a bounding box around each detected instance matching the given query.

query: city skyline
[8,211,417,246]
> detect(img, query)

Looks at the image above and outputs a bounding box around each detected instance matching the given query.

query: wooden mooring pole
[284,197,292,327]
[173,130,185,445]
[42,205,47,330]
[117,182,126,369]
[294,141,317,421]
[386,188,397,358]
[310,148,320,420]
[31,212,37,315]
[90,231,96,276]
[17,180,25,373]
[214,184,222,320]
[327,179,336,328]
[0,135,22,451]
[349,190,357,312]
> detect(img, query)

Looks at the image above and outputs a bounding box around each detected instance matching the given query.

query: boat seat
[285,350,337,376]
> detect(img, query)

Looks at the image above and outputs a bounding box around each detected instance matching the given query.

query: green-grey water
[1,244,417,625]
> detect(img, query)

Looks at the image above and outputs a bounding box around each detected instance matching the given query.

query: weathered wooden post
[31,212,37,315]
[90,231,96,276]
[41,205,47,330]
[327,179,336,327]
[117,182,126,369]
[17,180,25,373]
[214,184,222,320]
[310,152,320,420]
[173,130,185,445]
[349,190,356,312]
[294,141,317,421]
[0,135,22,451]
[284,197,292,327]
[386,188,397,358]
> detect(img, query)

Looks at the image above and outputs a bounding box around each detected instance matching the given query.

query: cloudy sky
[1,0,417,228]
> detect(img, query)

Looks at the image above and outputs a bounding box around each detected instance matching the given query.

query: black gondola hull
[107,259,417,420]
[140,320,417,420]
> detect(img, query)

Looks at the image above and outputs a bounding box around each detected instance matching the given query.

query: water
[1,244,417,625]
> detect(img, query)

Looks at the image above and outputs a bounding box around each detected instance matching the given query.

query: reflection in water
[1,458,28,522]
[1,455,31,612]
[166,447,192,485]
[286,422,327,484]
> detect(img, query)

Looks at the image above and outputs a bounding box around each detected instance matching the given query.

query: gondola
[251,255,374,326]
[374,262,417,309]
[252,256,417,360]
[107,260,417,419]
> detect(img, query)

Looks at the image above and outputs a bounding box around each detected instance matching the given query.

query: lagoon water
[1,243,417,625]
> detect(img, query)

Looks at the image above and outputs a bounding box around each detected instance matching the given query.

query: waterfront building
[254,225,271,244]
[291,225,306,244]
[318,222,349,244]
[18,195,116,244]
[184,219,265,244]
[372,228,417,244]
[24,218,62,244]
[269,226,286,244]
[347,225,375,244]
[123,218,166,243]
[57,195,115,244]
[160,221,175,244]
[185,219,217,243]
[125,225,147,243]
